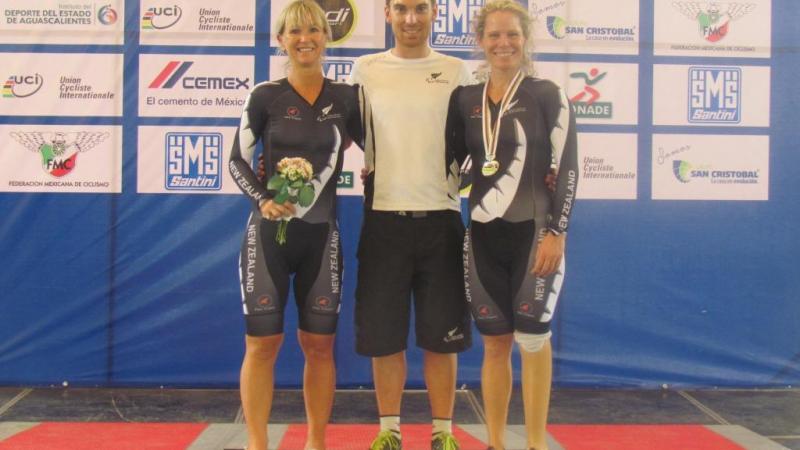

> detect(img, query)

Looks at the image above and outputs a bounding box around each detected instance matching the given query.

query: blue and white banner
[530,0,640,55]
[0,53,123,117]
[0,0,124,45]
[139,0,256,47]
[654,0,772,58]
[137,126,242,194]
[269,0,386,49]
[652,134,769,200]
[138,54,253,118]
[0,124,122,193]
[653,64,771,127]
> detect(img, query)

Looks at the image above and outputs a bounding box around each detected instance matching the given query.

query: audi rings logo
[97,5,118,25]
[316,0,358,45]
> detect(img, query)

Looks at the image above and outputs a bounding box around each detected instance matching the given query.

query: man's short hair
[385,0,436,7]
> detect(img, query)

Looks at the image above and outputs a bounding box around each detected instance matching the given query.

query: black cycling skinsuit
[446,77,578,335]
[229,78,366,336]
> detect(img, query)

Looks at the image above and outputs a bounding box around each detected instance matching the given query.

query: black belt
[374,209,450,219]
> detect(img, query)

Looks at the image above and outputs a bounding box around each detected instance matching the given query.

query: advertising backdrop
[0,0,798,389]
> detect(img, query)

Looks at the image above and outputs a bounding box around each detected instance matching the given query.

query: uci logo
[141,5,183,30]
[3,74,44,98]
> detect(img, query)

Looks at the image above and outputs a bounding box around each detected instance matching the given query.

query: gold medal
[481,70,524,178]
[481,160,500,176]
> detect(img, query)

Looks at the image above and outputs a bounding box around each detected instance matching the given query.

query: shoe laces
[432,431,460,450]
[370,430,401,450]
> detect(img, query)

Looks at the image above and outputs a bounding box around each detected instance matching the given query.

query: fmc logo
[165,132,222,190]
[323,59,353,82]
[673,2,755,43]
[10,131,109,178]
[141,5,183,30]
[97,4,118,25]
[149,61,250,90]
[569,68,612,119]
[3,74,44,98]
[317,0,357,45]
[431,0,485,51]
[688,66,741,124]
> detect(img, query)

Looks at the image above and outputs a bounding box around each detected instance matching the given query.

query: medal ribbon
[481,70,524,165]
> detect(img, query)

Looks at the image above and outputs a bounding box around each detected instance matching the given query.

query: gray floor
[0,387,797,449]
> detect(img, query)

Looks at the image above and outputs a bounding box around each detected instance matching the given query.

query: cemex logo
[165,132,222,190]
[323,60,353,82]
[10,131,109,177]
[688,66,741,124]
[141,6,183,30]
[672,2,755,43]
[3,74,44,98]
[149,61,250,90]
[569,68,612,119]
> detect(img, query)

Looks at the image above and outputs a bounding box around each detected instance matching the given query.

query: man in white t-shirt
[349,1,473,449]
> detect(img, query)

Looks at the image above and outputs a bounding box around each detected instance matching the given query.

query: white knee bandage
[514,331,551,353]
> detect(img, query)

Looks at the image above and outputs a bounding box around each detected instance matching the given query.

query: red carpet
[548,424,745,450]
[277,424,487,449]
[0,422,207,450]
[0,422,758,449]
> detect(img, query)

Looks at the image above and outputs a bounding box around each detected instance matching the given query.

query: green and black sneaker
[369,430,402,450]
[431,431,460,450]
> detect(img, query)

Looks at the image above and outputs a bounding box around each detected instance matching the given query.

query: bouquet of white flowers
[266,157,315,244]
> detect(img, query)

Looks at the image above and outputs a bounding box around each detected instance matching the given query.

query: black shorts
[464,219,564,336]
[238,214,342,336]
[355,209,471,356]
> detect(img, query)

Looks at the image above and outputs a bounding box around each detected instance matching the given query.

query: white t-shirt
[349,50,472,212]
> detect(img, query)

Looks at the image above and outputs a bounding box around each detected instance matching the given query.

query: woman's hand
[259,199,296,221]
[532,232,566,277]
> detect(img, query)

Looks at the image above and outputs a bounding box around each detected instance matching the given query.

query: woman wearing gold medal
[445,1,579,449]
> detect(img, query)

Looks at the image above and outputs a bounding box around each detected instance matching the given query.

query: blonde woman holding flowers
[228,1,368,449]
[445,1,578,449]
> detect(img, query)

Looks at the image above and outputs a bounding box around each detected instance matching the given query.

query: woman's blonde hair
[274,0,332,47]
[472,0,535,81]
